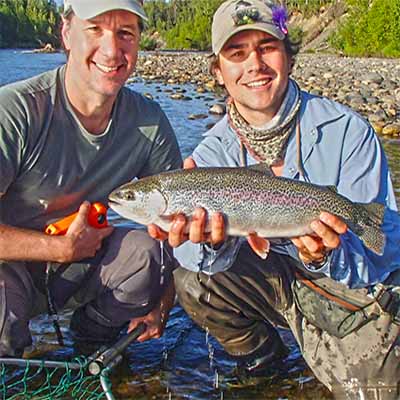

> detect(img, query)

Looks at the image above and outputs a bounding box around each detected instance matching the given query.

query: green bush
[0,0,60,48]
[140,34,158,51]
[331,0,400,57]
[1,0,398,58]
[145,0,223,51]
[288,26,304,44]
[286,0,334,17]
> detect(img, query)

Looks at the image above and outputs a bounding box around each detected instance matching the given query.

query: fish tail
[348,202,386,255]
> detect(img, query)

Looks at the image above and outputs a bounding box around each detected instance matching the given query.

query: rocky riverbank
[132,52,400,137]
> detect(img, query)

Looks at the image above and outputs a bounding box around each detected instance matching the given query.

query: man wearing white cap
[0,0,181,356]
[150,0,400,397]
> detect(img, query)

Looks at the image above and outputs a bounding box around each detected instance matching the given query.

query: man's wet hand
[128,281,175,341]
[291,211,347,264]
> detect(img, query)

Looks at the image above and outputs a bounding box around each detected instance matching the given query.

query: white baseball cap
[63,0,148,21]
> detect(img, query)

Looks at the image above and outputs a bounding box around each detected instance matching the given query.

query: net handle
[0,358,83,369]
[88,323,146,375]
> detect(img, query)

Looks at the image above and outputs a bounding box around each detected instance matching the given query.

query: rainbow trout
[108,167,386,255]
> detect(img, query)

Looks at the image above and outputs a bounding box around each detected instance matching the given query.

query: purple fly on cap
[272,5,288,35]
[212,0,288,55]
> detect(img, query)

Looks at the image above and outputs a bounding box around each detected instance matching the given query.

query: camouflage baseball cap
[212,0,288,55]
[63,0,148,21]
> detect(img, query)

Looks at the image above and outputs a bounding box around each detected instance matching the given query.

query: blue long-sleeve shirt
[174,91,400,289]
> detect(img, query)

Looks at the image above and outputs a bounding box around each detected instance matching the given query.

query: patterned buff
[227,79,301,166]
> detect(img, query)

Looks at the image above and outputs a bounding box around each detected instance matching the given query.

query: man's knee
[82,229,175,323]
[121,229,160,254]
[100,229,164,294]
[0,270,34,356]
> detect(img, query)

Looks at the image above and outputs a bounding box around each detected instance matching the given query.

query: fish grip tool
[44,203,108,346]
[45,202,108,235]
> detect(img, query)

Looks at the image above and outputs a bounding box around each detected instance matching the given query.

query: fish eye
[124,192,135,200]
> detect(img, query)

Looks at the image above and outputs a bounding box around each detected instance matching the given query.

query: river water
[0,49,399,400]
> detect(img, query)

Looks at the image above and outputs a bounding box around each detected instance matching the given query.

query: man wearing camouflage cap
[151,0,400,397]
[0,0,182,356]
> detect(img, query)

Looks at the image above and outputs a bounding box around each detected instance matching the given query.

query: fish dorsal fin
[247,163,274,176]
[326,186,338,193]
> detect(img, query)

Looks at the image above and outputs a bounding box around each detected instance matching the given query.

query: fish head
[108,179,167,225]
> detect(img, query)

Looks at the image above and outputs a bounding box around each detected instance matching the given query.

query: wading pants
[0,228,175,357]
[174,243,400,399]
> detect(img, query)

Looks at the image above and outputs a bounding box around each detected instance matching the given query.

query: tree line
[0,0,399,58]
[141,0,338,50]
[0,0,60,48]
[329,0,400,58]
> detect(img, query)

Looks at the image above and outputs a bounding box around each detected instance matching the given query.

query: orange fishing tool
[45,202,108,235]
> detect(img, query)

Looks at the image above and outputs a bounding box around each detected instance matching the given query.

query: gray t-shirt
[0,66,182,230]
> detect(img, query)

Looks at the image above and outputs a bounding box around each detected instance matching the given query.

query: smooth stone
[387,108,397,117]
[310,88,323,96]
[205,80,216,90]
[382,123,400,136]
[368,112,387,123]
[170,93,185,100]
[370,121,385,135]
[209,104,226,115]
[365,97,379,105]
[188,113,208,120]
[143,92,153,100]
[323,72,334,79]
[361,72,384,84]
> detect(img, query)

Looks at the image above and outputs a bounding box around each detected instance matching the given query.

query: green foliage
[0,0,60,48]
[0,0,398,58]
[143,0,399,58]
[144,0,224,50]
[330,0,400,57]
[140,33,158,51]
[0,10,16,47]
[288,25,304,44]
[286,0,334,17]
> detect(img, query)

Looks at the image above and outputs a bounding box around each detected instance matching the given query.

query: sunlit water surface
[1,49,399,400]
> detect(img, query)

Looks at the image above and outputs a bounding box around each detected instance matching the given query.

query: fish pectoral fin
[247,233,270,260]
[159,214,177,222]
[153,214,181,233]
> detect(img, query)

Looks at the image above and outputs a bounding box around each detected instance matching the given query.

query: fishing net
[0,324,145,400]
[0,354,108,400]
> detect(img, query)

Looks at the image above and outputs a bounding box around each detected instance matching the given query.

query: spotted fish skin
[109,167,386,255]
